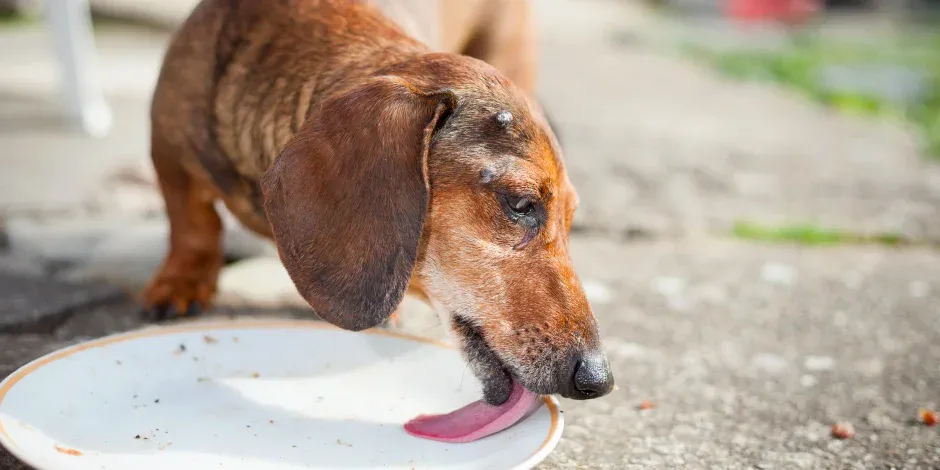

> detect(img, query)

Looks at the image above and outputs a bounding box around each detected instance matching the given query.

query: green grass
[0,9,38,27]
[731,221,906,246]
[0,8,163,31]
[683,32,940,160]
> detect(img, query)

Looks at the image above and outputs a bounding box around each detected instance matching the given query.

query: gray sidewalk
[2,1,939,468]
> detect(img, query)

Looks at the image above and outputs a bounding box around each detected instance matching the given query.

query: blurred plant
[0,0,38,25]
[908,48,940,159]
[684,30,940,160]
[731,221,906,246]
[0,0,39,27]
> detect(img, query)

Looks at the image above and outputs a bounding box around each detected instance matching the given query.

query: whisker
[459,362,471,389]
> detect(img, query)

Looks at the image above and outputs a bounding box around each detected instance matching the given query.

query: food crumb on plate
[336,439,352,447]
[269,420,275,424]
[831,423,855,439]
[197,377,210,382]
[54,445,82,456]
[134,435,140,439]
[154,399,160,404]
[203,335,219,344]
[919,408,937,426]
[251,372,260,378]
[638,400,655,410]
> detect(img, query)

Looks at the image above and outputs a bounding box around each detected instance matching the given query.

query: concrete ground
[1,0,939,469]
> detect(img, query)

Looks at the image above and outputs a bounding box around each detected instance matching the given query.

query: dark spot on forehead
[479,167,496,184]
[495,110,513,128]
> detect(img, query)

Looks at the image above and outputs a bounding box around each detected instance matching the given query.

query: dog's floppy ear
[261,76,455,331]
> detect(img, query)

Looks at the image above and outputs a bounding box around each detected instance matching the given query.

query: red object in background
[727,0,820,23]
[920,408,938,426]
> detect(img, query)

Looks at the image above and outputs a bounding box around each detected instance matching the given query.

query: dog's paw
[142,274,217,322]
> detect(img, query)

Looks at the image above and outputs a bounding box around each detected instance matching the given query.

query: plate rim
[0,318,563,470]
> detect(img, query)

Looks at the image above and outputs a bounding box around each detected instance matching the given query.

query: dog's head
[261,56,613,404]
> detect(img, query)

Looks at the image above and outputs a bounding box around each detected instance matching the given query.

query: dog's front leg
[142,135,223,320]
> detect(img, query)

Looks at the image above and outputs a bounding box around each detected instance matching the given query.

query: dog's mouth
[451,314,517,404]
[403,315,543,443]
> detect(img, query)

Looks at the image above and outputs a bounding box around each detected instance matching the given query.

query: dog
[144,0,613,404]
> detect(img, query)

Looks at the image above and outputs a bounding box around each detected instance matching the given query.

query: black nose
[569,352,614,400]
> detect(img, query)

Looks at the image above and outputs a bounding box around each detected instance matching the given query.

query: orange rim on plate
[0,319,562,470]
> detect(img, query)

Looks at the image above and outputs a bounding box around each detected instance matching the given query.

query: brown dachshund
[144,0,613,405]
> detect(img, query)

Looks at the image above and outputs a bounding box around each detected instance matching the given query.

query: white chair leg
[43,0,112,138]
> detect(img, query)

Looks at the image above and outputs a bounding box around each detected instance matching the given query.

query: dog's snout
[569,352,614,400]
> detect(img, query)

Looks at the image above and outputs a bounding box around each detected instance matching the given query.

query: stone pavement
[2,0,939,469]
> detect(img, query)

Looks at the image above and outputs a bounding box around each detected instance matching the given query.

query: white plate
[0,319,562,470]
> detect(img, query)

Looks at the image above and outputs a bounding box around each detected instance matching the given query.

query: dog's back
[151,0,428,233]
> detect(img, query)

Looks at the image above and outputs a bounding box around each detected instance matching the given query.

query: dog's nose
[569,352,614,399]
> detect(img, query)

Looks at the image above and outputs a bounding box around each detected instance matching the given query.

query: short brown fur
[145,0,612,402]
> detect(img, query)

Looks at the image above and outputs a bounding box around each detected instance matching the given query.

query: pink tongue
[404,381,542,443]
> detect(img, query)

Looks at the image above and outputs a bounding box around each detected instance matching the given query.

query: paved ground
[1,0,939,469]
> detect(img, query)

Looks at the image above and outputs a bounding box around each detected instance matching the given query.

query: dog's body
[145,0,613,404]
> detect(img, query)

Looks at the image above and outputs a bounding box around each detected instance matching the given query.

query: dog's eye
[505,195,533,215]
[500,194,543,249]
